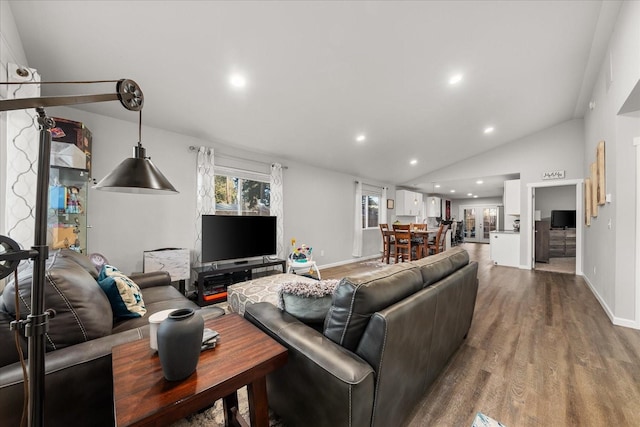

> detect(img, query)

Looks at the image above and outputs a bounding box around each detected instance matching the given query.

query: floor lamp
[0,75,177,427]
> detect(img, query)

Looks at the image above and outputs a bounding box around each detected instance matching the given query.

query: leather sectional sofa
[245,246,478,427]
[0,249,224,426]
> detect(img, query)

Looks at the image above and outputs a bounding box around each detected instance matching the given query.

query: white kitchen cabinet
[504,179,521,216]
[396,190,423,216]
[425,196,441,217]
[489,231,520,267]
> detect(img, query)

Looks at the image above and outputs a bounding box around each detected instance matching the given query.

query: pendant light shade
[94,145,178,194]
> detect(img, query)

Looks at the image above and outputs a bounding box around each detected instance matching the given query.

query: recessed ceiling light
[473,195,478,198]
[410,159,418,165]
[450,189,456,193]
[476,180,484,184]
[467,193,473,196]
[449,73,463,85]
[484,126,494,134]
[356,134,366,142]
[229,73,247,88]
[434,184,441,188]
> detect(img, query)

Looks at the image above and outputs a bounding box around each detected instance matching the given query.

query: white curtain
[380,187,388,253]
[380,187,388,225]
[352,181,363,257]
[270,163,285,259]
[3,63,41,250]
[194,146,215,267]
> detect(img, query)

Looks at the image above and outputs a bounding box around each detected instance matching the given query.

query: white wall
[583,0,640,326]
[535,185,576,219]
[415,119,585,264]
[31,105,390,276]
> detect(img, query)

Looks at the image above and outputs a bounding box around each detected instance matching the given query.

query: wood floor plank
[319,243,640,426]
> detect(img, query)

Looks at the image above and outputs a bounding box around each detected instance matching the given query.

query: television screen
[550,210,576,229]
[201,215,277,263]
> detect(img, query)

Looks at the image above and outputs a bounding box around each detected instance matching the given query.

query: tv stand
[192,258,286,306]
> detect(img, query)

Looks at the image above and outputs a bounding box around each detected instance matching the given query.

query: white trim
[214,165,270,182]
[318,253,380,270]
[635,137,640,329]
[526,179,583,275]
[583,274,639,329]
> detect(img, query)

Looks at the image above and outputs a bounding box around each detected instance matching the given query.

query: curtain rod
[355,180,387,190]
[188,146,287,169]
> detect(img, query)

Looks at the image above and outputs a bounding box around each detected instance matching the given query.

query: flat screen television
[550,210,576,229]
[201,215,277,263]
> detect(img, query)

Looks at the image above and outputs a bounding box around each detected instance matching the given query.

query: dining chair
[410,223,427,258]
[450,221,458,246]
[428,224,450,255]
[379,223,395,263]
[393,228,412,262]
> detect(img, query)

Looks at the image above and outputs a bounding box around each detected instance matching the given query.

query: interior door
[463,206,498,243]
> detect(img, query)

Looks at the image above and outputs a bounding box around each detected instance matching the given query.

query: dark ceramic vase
[157,308,204,381]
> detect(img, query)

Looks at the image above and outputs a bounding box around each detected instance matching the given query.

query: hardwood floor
[320,243,640,426]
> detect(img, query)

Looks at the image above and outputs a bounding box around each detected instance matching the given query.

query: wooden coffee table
[112,313,287,427]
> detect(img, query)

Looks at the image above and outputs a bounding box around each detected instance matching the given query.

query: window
[214,167,270,216]
[361,195,380,229]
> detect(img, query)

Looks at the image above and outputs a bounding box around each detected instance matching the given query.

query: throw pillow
[97,265,147,320]
[277,279,340,323]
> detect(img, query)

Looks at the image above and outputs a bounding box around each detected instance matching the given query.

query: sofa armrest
[130,270,172,289]
[0,326,149,427]
[244,302,375,427]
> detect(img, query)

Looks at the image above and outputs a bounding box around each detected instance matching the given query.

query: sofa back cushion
[411,246,470,287]
[323,263,423,351]
[57,248,100,279]
[2,251,113,353]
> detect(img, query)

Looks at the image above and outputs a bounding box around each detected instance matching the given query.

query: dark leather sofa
[245,246,478,427]
[0,249,224,427]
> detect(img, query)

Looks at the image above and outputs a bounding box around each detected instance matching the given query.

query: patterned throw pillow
[277,279,340,323]
[97,264,146,320]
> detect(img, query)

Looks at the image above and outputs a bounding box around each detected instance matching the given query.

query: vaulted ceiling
[6,1,619,197]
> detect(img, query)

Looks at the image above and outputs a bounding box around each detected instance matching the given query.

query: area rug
[361,259,395,268]
[471,412,507,427]
[170,386,285,426]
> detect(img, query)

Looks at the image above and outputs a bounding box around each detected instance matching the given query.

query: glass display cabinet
[47,117,92,254]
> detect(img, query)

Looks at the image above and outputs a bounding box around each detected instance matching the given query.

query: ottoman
[227,273,317,315]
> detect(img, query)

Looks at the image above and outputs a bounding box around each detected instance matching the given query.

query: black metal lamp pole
[0,78,176,426]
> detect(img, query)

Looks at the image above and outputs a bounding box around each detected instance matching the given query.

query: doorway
[533,185,577,274]
[526,180,583,275]
[462,206,498,243]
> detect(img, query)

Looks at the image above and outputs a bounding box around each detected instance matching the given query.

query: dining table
[382,228,438,263]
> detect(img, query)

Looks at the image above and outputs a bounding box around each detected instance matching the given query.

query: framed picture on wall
[387,199,394,209]
[584,178,592,226]
[590,162,598,217]
[597,141,605,205]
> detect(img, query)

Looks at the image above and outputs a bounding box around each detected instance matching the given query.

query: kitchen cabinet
[504,179,521,216]
[489,231,520,268]
[396,190,423,216]
[425,196,441,217]
[47,117,92,254]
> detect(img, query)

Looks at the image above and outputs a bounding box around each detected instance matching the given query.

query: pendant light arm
[0,79,143,112]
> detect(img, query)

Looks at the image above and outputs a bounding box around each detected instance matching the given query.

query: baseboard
[582,275,640,330]
[317,254,380,270]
